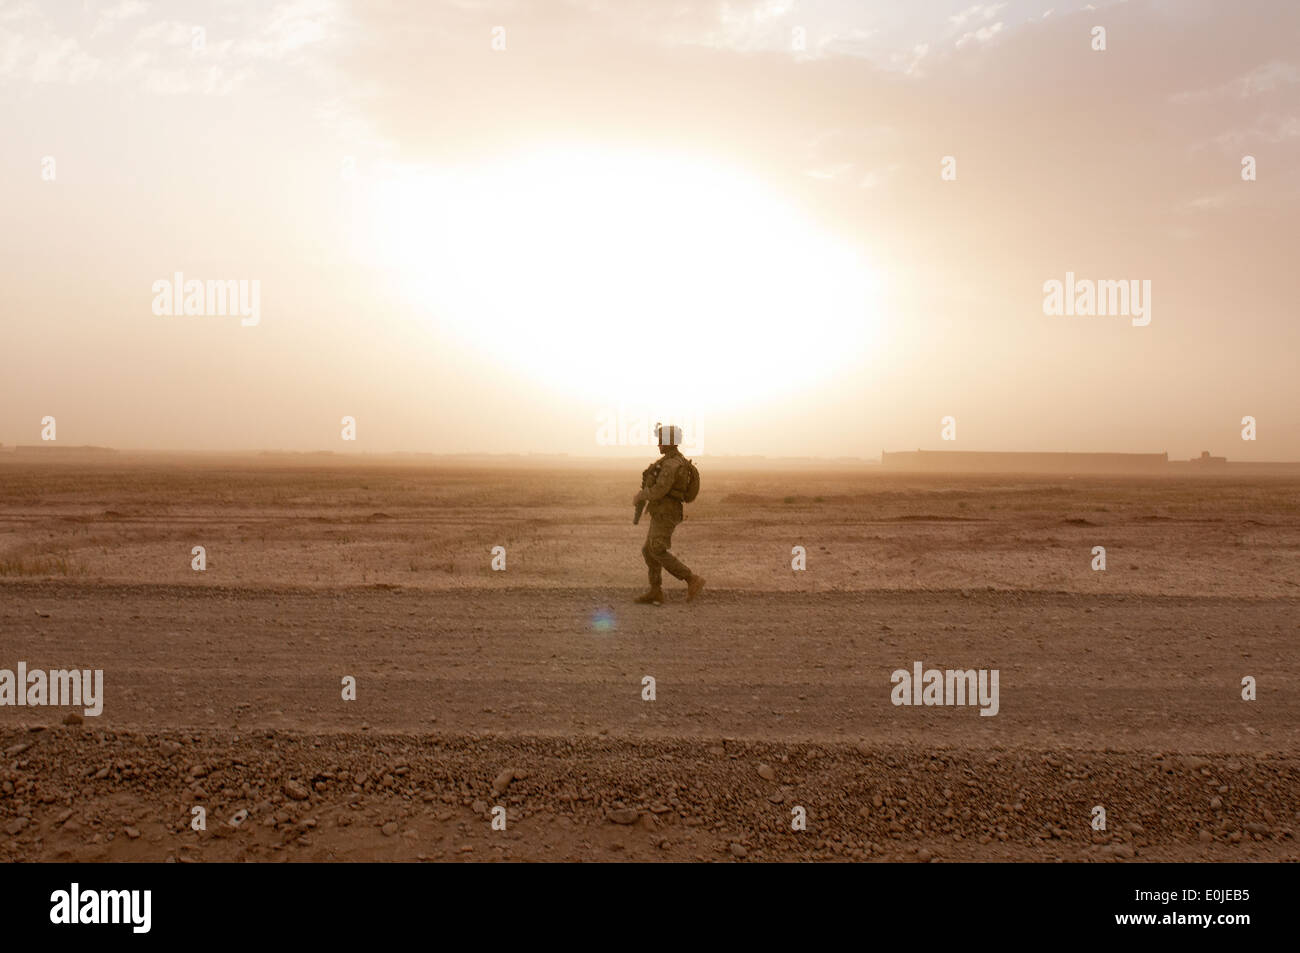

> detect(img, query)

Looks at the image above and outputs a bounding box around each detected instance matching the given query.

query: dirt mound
[2,728,1293,862]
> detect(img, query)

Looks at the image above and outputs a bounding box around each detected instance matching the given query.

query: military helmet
[655,423,682,447]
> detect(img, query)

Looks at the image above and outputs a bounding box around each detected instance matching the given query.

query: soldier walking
[633,424,705,605]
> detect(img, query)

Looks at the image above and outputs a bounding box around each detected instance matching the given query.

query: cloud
[0,0,341,91]
[1211,113,1300,148]
[955,21,1004,49]
[93,0,149,36]
[1171,60,1300,104]
[948,4,1008,29]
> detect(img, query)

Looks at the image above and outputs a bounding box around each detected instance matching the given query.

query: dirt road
[2,580,1296,861]
[3,582,1296,749]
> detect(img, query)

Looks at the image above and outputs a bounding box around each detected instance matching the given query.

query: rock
[282,780,310,801]
[1244,822,1269,835]
[381,822,398,836]
[1198,829,1214,843]
[638,813,658,831]
[855,741,872,757]
[229,810,249,827]
[1209,797,1222,810]
[472,799,488,815]
[729,842,748,858]
[757,764,776,781]
[917,848,933,863]
[5,818,29,835]
[607,809,640,825]
[492,769,515,796]
[1113,844,1134,859]
[63,712,83,726]
[124,826,141,840]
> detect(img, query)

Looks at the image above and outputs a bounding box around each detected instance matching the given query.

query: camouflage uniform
[640,448,693,587]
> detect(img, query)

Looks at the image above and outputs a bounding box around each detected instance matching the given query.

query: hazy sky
[3,0,1297,458]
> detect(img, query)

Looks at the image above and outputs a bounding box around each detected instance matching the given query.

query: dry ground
[0,457,1297,861]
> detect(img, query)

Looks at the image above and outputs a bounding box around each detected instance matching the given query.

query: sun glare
[358,147,882,409]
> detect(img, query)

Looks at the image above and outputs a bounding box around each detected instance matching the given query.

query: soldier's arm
[639,458,681,502]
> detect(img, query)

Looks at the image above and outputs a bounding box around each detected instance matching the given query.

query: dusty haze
[3,0,1298,459]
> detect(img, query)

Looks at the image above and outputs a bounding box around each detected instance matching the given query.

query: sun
[356,146,882,411]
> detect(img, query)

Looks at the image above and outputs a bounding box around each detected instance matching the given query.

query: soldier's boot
[633,587,664,606]
[686,575,706,602]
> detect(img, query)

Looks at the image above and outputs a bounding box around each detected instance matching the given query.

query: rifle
[633,461,660,524]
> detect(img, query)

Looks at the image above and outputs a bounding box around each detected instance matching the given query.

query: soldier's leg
[646,516,692,582]
[642,526,663,587]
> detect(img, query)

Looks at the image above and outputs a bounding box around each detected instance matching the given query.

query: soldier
[633,424,705,605]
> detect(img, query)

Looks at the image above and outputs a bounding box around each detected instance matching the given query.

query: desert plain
[0,455,1296,862]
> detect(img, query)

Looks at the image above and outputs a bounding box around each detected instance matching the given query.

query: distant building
[1188,450,1226,466]
[880,450,1169,474]
[13,445,118,456]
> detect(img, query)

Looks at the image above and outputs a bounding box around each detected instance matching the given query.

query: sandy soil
[0,458,1296,861]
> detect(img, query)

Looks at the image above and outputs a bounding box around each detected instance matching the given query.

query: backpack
[678,457,700,503]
